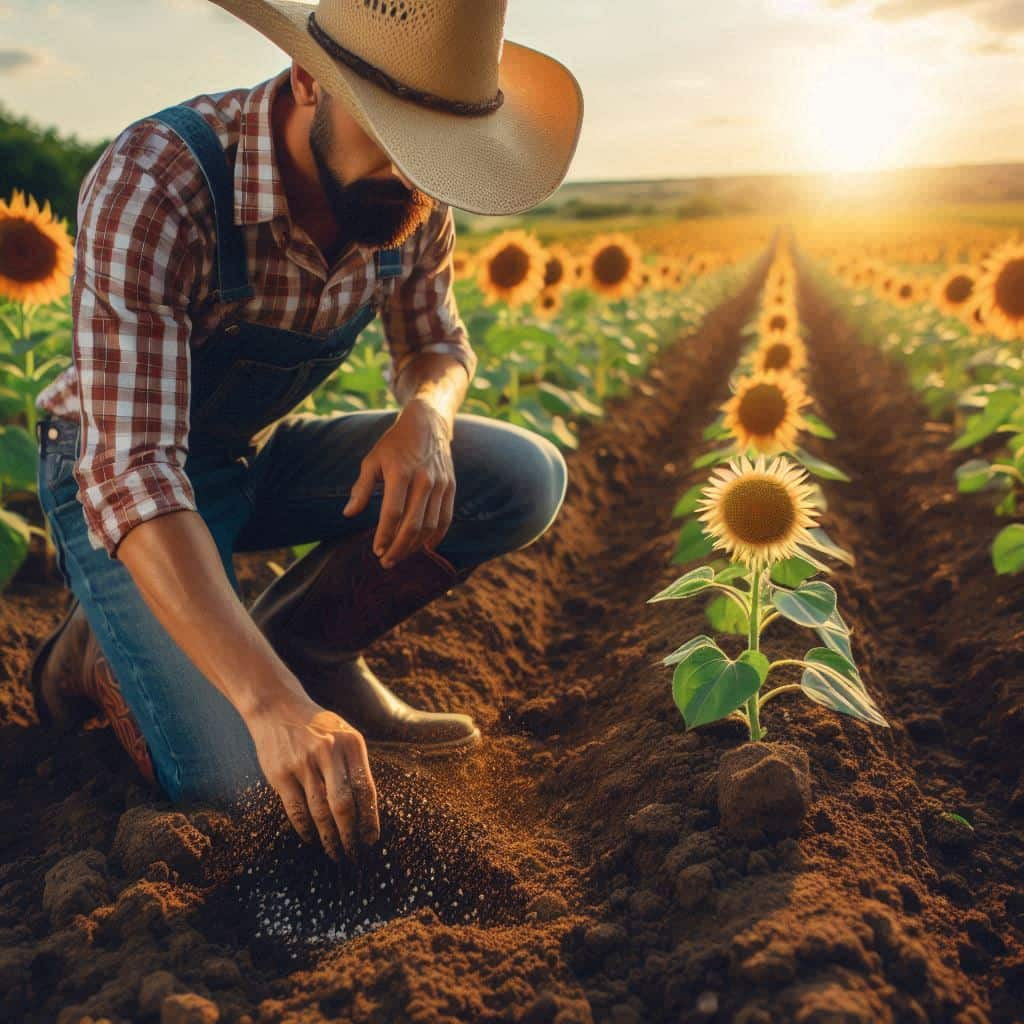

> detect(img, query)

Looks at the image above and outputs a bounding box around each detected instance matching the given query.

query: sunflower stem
[746,568,765,742]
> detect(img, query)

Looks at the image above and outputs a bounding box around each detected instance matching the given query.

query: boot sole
[365,725,482,758]
[29,594,83,731]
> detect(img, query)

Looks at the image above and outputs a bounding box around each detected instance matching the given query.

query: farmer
[28,0,583,863]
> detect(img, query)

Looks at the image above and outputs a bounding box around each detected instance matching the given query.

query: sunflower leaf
[692,446,735,470]
[649,566,716,603]
[800,648,888,727]
[672,645,762,729]
[951,390,1019,451]
[671,519,715,565]
[803,414,836,439]
[793,448,852,483]
[772,581,838,628]
[661,634,718,667]
[705,594,749,635]
[672,483,707,519]
[992,524,1024,575]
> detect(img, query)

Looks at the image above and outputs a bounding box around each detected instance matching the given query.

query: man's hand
[343,398,456,568]
[245,692,381,861]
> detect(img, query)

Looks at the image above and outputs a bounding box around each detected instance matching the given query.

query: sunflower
[541,243,574,292]
[758,305,798,337]
[0,190,75,305]
[533,286,563,321]
[933,265,976,317]
[753,334,808,375]
[722,371,810,454]
[475,229,547,307]
[583,232,644,300]
[698,455,819,572]
[890,276,919,308]
[975,243,1024,340]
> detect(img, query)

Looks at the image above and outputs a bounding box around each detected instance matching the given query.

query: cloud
[822,0,1024,42]
[973,37,1018,54]
[0,48,44,74]
[696,115,754,128]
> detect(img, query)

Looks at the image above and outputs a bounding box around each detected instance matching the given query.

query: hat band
[307,12,504,117]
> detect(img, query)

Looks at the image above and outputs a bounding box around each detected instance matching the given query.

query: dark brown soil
[1,258,1021,1024]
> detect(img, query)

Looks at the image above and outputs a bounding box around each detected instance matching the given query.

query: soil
[1,257,1022,1024]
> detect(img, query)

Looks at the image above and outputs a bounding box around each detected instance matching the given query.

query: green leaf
[992,524,1024,575]
[702,417,730,441]
[739,649,771,683]
[0,507,31,592]
[802,527,856,567]
[671,519,714,565]
[661,634,718,666]
[800,648,888,727]
[672,644,762,729]
[803,414,836,439]
[770,556,818,588]
[672,483,706,519]
[955,459,995,494]
[815,608,854,662]
[951,390,1019,451]
[714,564,748,584]
[794,448,852,483]
[704,593,749,635]
[692,445,735,469]
[649,565,715,603]
[0,425,39,491]
[773,581,838,628]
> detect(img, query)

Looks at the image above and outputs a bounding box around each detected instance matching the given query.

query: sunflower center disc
[737,384,788,436]
[946,275,974,304]
[544,257,564,287]
[995,258,1024,319]
[763,343,792,370]
[593,246,630,286]
[0,220,59,283]
[721,478,797,546]
[769,313,788,331]
[489,245,531,288]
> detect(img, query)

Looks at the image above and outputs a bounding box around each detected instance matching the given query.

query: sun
[795,58,928,175]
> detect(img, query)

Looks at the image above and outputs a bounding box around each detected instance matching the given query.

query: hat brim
[210,0,584,216]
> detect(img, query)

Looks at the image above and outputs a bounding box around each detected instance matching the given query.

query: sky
[1,0,1023,181]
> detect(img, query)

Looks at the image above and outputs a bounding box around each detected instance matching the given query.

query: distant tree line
[0,106,109,231]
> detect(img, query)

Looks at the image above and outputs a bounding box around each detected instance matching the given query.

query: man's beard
[309,102,435,251]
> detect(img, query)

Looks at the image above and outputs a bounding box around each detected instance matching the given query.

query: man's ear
[290,61,318,107]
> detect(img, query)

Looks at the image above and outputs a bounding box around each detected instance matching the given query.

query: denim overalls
[34,105,568,805]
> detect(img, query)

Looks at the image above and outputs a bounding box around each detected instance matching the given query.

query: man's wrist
[402,394,455,440]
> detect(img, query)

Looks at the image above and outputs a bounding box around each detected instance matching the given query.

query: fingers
[373,466,410,560]
[342,733,381,845]
[380,469,433,568]
[424,480,455,551]
[303,765,346,862]
[277,776,317,846]
[343,452,380,518]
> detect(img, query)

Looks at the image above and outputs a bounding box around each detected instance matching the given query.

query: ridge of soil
[0,256,1018,1024]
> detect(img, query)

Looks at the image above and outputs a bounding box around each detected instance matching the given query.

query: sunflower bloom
[0,190,75,305]
[533,286,562,321]
[934,265,977,317]
[541,243,574,292]
[722,371,811,454]
[753,334,808,375]
[583,232,644,300]
[698,455,819,572]
[976,243,1024,340]
[475,229,547,307]
[758,305,798,337]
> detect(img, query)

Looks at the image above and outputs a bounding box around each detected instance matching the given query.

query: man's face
[308,91,435,250]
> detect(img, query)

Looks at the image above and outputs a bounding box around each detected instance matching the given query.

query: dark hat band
[307,12,504,117]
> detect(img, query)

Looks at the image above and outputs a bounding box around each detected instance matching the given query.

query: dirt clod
[160,992,220,1024]
[112,807,212,881]
[42,849,110,927]
[716,743,812,841]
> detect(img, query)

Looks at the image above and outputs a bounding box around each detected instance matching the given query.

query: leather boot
[29,596,156,784]
[248,527,482,756]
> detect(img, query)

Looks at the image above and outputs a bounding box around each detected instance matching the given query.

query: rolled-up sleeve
[71,137,201,559]
[380,201,477,398]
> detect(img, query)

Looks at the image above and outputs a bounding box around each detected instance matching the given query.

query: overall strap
[374,246,403,279]
[146,106,255,303]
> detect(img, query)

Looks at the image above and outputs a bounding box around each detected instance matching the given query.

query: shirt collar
[233,69,291,227]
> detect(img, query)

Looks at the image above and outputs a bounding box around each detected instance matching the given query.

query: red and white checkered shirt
[36,69,476,560]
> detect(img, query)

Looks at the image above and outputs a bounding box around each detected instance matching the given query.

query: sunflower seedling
[650,454,888,740]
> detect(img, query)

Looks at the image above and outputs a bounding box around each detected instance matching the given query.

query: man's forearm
[114,509,308,721]
[392,352,470,432]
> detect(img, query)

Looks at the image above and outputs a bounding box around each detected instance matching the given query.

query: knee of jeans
[501,432,568,552]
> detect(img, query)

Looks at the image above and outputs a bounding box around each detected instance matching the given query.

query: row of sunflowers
[649,237,888,745]
[0,188,758,590]
[808,231,1024,574]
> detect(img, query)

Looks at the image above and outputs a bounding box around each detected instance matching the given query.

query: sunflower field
[3,174,1024,1024]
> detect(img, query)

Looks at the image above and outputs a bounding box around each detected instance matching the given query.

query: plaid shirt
[35,69,476,560]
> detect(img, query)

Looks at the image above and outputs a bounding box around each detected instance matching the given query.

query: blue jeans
[36,410,567,805]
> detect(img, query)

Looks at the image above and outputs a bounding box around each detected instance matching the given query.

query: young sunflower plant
[649,455,888,741]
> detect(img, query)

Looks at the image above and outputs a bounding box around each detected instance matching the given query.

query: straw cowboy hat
[209,0,584,216]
